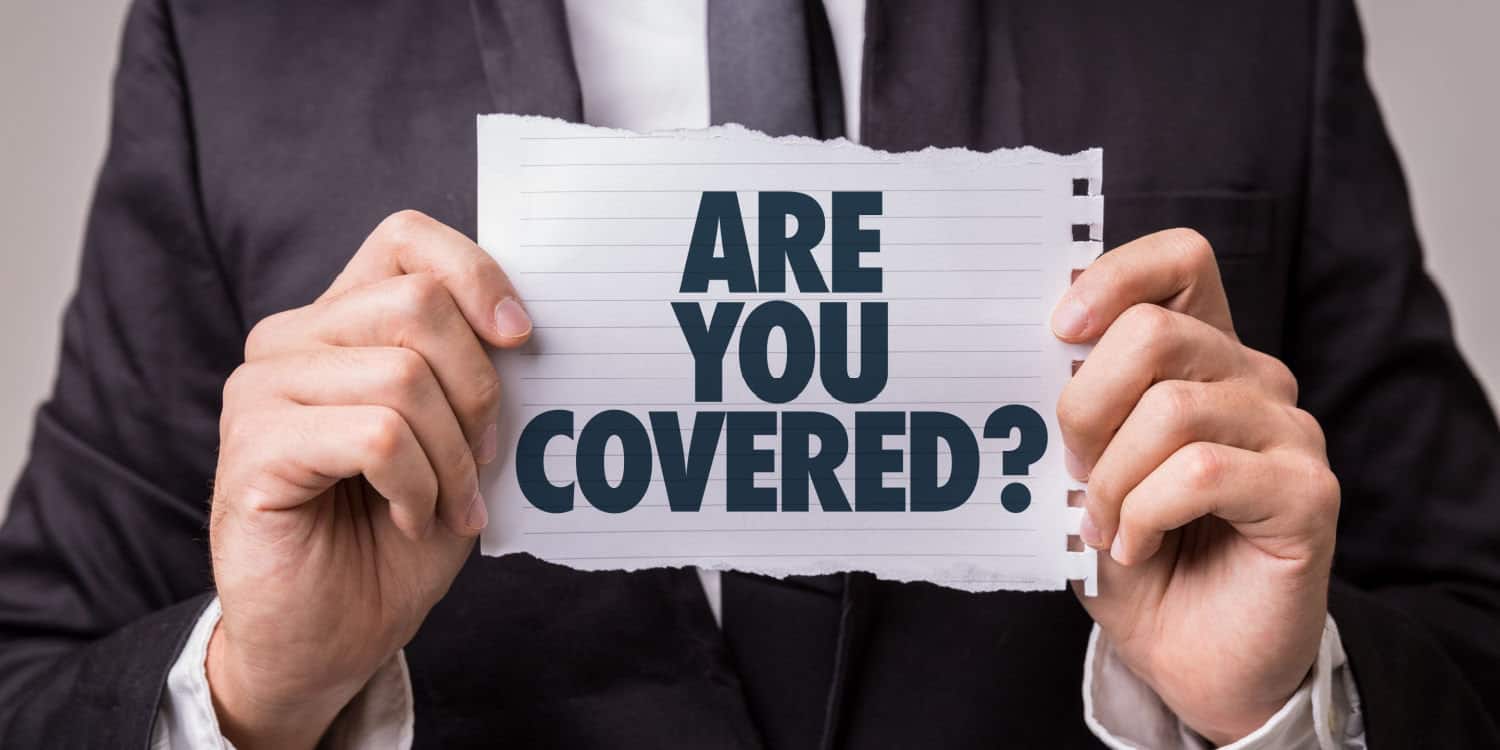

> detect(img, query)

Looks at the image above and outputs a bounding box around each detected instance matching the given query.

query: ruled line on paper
[542,553,1038,561]
[517,400,1045,408]
[513,267,1044,273]
[533,322,1045,329]
[522,527,1040,535]
[517,241,1048,247]
[521,161,911,168]
[517,349,1046,355]
[518,375,1042,381]
[520,214,1045,220]
[520,187,1047,194]
[521,296,1045,302]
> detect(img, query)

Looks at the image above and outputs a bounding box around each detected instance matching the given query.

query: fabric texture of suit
[1,0,1498,747]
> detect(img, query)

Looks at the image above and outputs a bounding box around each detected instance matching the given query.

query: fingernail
[1051,295,1090,339]
[1109,530,1127,565]
[1079,511,1104,548]
[465,488,489,531]
[476,423,498,465]
[494,297,532,340]
[1064,448,1089,481]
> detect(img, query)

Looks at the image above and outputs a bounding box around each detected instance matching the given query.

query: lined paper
[478,115,1099,594]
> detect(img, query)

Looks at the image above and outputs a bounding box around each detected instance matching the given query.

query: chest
[189,0,1305,359]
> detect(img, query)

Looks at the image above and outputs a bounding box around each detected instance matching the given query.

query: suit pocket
[1102,191,1287,354]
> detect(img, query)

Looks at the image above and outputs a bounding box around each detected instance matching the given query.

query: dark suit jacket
[2,0,1498,747]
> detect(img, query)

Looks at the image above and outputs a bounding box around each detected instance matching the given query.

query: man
[1,0,1497,747]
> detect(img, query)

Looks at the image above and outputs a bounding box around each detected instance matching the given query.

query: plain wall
[1,1,1496,516]
[1,1,133,516]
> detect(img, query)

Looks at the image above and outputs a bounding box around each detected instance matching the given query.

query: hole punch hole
[1068,489,1085,507]
[1071,224,1091,242]
[1072,178,1090,196]
[1071,359,1085,376]
[1067,534,1085,552]
[1070,268,1084,284]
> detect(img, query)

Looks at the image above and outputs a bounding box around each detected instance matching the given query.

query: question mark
[983,405,1049,513]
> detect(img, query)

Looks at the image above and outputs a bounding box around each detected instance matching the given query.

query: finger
[326,209,532,348]
[1082,380,1321,550]
[1111,442,1340,566]
[233,347,483,537]
[1052,227,1233,342]
[222,403,443,541]
[1057,304,1246,477]
[246,273,502,458]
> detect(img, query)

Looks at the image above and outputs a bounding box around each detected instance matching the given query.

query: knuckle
[390,273,448,320]
[1120,302,1173,346]
[244,311,290,360]
[1284,406,1327,450]
[361,407,408,461]
[458,250,499,288]
[378,209,436,242]
[1300,457,1342,517]
[219,406,251,449]
[382,347,432,397]
[1055,388,1093,439]
[1179,443,1224,489]
[1255,352,1299,400]
[220,364,256,409]
[219,368,269,444]
[1162,227,1215,269]
[1144,380,1198,435]
[243,326,269,361]
[220,408,272,460]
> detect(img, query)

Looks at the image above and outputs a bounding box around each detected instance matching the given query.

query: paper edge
[478,112,1102,166]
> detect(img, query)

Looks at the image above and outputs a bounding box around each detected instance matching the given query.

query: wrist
[206,622,361,750]
[1135,651,1311,746]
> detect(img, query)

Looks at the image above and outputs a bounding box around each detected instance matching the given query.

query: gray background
[1,2,1496,516]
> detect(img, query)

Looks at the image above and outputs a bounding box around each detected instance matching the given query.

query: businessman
[1,1,1498,748]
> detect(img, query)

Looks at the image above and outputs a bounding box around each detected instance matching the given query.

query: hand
[207,211,532,749]
[1053,229,1340,744]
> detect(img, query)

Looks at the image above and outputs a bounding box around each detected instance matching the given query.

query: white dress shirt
[153,1,1367,747]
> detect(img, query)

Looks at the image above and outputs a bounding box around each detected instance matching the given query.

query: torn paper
[477,114,1099,595]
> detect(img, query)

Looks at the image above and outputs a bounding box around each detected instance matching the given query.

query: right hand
[207,210,532,749]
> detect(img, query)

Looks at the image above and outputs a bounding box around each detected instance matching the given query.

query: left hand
[1053,228,1341,745]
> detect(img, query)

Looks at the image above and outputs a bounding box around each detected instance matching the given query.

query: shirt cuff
[151,597,416,750]
[1081,614,1366,749]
